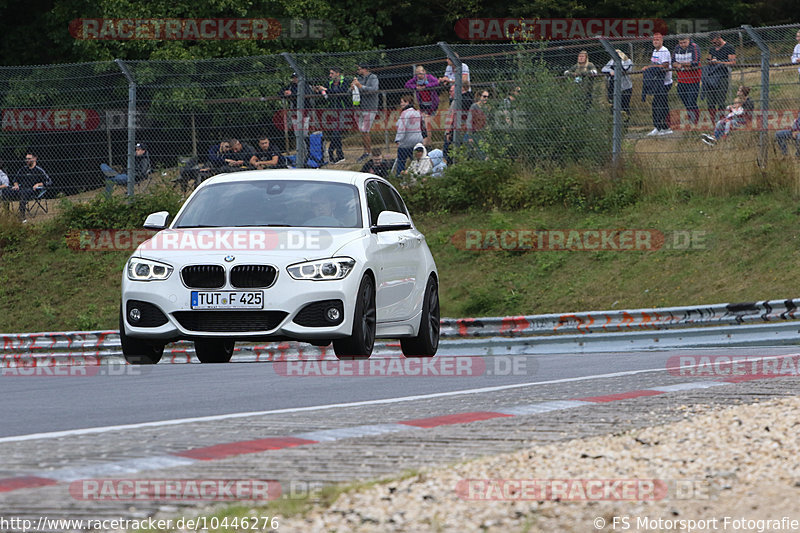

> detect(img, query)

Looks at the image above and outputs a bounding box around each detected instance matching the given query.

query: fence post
[742,25,769,168]
[599,38,622,171]
[281,52,306,168]
[115,59,136,198]
[439,42,462,146]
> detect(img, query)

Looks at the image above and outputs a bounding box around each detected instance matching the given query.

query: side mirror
[143,211,170,230]
[371,211,412,233]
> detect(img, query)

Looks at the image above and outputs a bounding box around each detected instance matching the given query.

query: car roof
[198,169,380,188]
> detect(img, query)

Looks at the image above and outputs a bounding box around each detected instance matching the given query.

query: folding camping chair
[25,187,48,217]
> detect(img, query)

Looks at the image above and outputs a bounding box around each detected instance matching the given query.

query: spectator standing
[279,72,312,109]
[101,143,151,186]
[466,90,491,159]
[351,62,379,162]
[360,148,392,178]
[394,94,424,175]
[703,32,736,121]
[564,50,598,111]
[500,86,521,125]
[250,136,282,169]
[0,160,8,202]
[776,111,800,157]
[644,33,673,136]
[405,66,439,145]
[439,55,471,88]
[672,35,702,125]
[315,67,349,164]
[792,29,800,83]
[443,81,474,164]
[601,50,633,119]
[12,152,50,221]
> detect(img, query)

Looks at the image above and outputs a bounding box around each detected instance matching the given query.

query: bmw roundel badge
[224,255,235,262]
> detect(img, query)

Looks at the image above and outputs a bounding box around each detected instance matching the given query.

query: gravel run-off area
[276,395,800,533]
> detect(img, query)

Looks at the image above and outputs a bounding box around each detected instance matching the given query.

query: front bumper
[121,267,362,341]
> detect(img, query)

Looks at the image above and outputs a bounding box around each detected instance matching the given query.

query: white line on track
[1,353,796,444]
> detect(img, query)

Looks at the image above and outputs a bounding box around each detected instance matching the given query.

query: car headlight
[127,258,174,281]
[287,257,355,281]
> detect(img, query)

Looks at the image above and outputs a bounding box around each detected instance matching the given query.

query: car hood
[133,226,368,264]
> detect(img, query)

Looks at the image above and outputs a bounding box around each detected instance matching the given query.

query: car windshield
[173,180,362,228]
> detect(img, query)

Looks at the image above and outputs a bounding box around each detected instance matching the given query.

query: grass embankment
[2,176,800,332]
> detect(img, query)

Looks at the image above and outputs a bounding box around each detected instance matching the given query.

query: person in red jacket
[673,35,702,125]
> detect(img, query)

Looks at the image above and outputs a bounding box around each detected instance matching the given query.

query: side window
[376,182,404,214]
[365,181,386,226]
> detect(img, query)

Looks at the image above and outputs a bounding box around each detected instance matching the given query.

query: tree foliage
[0,0,793,66]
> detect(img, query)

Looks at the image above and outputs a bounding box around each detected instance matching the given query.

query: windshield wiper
[236,224,294,227]
[173,224,223,228]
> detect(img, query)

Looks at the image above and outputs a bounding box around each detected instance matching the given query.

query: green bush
[396,159,641,214]
[56,185,184,229]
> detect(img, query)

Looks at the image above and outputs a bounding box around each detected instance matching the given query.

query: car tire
[194,339,235,363]
[120,306,164,365]
[401,276,440,357]
[333,275,376,359]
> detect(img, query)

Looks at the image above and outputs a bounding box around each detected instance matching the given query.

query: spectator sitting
[175,140,230,193]
[12,152,51,221]
[405,66,439,144]
[776,111,800,157]
[701,86,753,145]
[222,138,256,171]
[101,143,151,186]
[394,94,425,175]
[250,136,283,169]
[428,149,447,177]
[360,148,392,178]
[401,143,433,182]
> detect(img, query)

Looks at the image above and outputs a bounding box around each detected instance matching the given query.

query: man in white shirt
[792,29,800,83]
[645,32,673,136]
[439,56,470,86]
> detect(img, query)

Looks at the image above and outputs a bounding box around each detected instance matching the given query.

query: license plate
[191,291,263,309]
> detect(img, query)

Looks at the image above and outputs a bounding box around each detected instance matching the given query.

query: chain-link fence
[1,23,799,210]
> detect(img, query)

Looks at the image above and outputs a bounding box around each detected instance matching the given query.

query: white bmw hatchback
[120,170,439,363]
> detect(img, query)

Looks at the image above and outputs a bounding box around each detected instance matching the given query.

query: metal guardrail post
[115,59,136,198]
[439,42,462,146]
[281,52,306,168]
[599,38,622,171]
[742,25,770,168]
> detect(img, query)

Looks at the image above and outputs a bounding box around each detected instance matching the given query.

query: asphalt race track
[1,346,798,528]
